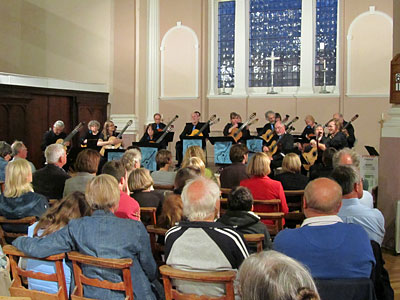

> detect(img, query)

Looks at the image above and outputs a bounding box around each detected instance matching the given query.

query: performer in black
[223,112,250,142]
[333,113,355,148]
[326,118,348,150]
[151,113,166,132]
[41,120,68,151]
[81,120,101,150]
[259,110,276,136]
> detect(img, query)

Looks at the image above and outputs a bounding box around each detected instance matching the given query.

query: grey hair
[265,110,275,119]
[181,176,220,221]
[330,165,361,195]
[53,120,65,129]
[332,147,360,169]
[11,140,25,156]
[238,251,319,300]
[44,143,65,164]
[0,141,12,158]
[121,149,142,173]
[88,120,100,129]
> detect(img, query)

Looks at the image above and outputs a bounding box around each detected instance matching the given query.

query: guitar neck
[162,116,178,132]
[63,123,83,144]
[156,127,171,143]
[194,122,209,137]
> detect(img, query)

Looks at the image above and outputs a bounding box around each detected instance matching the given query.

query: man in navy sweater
[274,177,375,279]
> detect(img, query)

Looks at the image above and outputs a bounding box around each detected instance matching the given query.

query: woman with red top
[240,152,288,225]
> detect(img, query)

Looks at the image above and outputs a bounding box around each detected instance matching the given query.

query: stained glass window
[249,0,302,88]
[218,1,235,88]
[315,0,337,86]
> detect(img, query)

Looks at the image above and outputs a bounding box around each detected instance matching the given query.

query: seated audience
[27,191,92,295]
[332,147,374,208]
[13,174,162,300]
[240,152,288,225]
[157,167,200,229]
[120,148,142,176]
[238,251,320,300]
[165,176,249,298]
[275,153,308,192]
[309,147,337,180]
[182,146,216,182]
[63,149,100,197]
[102,160,140,221]
[220,144,250,189]
[330,165,385,245]
[129,168,164,224]
[218,186,272,252]
[0,141,12,182]
[0,159,48,241]
[32,143,70,199]
[186,157,206,176]
[151,149,176,186]
[273,178,375,279]
[11,141,36,173]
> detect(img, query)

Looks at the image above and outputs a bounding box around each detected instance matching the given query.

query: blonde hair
[121,149,142,174]
[101,120,115,139]
[182,146,206,167]
[4,159,33,198]
[85,174,120,211]
[187,157,205,176]
[282,153,302,173]
[247,152,271,177]
[128,168,153,192]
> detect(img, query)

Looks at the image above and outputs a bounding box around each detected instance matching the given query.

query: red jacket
[114,191,140,221]
[240,176,288,225]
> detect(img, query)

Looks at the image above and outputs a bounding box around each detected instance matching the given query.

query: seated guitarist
[304,124,328,166]
[300,115,316,143]
[139,124,157,143]
[151,113,166,132]
[223,112,250,142]
[259,110,276,136]
[175,111,209,168]
[97,120,123,148]
[41,120,68,151]
[263,121,295,169]
[333,113,356,148]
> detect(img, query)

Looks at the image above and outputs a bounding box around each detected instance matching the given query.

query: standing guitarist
[223,112,250,142]
[41,120,68,151]
[176,111,209,167]
[333,113,356,148]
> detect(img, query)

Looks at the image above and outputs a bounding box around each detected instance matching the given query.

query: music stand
[365,146,380,156]
[181,136,207,157]
[105,149,126,161]
[243,136,264,153]
[256,128,264,136]
[209,137,234,165]
[132,142,164,171]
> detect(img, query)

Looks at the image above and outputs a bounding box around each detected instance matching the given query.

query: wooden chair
[159,265,236,300]
[140,207,157,225]
[255,212,284,236]
[220,188,232,196]
[3,245,68,300]
[67,251,133,300]
[243,234,264,253]
[0,217,36,246]
[48,200,58,207]
[0,297,32,300]
[147,225,168,266]
[284,190,305,226]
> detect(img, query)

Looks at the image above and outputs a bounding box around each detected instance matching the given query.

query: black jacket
[32,164,70,199]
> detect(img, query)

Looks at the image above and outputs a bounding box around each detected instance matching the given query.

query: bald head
[304,178,342,216]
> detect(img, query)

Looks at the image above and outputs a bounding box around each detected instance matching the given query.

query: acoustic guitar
[189,115,220,137]
[260,115,290,143]
[99,120,133,156]
[229,113,257,143]
[342,114,359,136]
[161,115,178,132]
[154,125,174,144]
[265,126,295,159]
[56,122,85,151]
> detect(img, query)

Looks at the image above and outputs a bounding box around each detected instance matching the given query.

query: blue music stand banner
[140,147,158,171]
[246,138,263,153]
[214,141,232,164]
[183,139,202,156]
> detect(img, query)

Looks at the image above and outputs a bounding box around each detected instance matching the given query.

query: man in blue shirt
[274,177,375,279]
[0,141,12,182]
[331,165,385,245]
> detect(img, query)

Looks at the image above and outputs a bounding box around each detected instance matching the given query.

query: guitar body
[55,122,85,151]
[229,128,242,143]
[261,129,274,143]
[266,140,278,159]
[99,136,119,156]
[189,129,203,137]
[302,146,318,171]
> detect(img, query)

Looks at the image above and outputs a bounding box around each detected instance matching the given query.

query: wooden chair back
[220,188,232,196]
[243,234,264,253]
[159,265,236,300]
[255,212,284,236]
[0,217,36,246]
[67,251,133,300]
[0,297,32,300]
[147,225,167,266]
[3,245,68,300]
[140,207,157,225]
[284,190,305,226]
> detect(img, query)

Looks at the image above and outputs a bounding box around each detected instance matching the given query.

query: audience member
[0,141,12,182]
[309,147,337,180]
[13,174,162,300]
[218,186,272,252]
[151,150,176,186]
[240,152,288,225]
[27,191,91,295]
[102,160,140,221]
[121,148,142,176]
[238,251,320,300]
[63,149,100,197]
[165,176,249,298]
[220,144,250,189]
[186,157,206,176]
[0,159,48,242]
[181,146,216,182]
[11,141,36,173]
[332,147,373,208]
[274,178,375,279]
[330,165,385,245]
[129,168,164,224]
[32,144,70,199]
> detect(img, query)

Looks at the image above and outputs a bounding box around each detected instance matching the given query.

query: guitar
[302,132,321,171]
[265,126,295,159]
[229,113,257,142]
[284,116,299,128]
[99,120,133,156]
[161,115,178,132]
[154,125,174,144]
[189,115,220,137]
[342,114,359,136]
[56,122,85,150]
[260,115,290,143]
